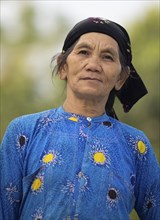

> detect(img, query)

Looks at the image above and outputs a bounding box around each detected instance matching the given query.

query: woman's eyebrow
[75,42,119,56]
[75,42,92,50]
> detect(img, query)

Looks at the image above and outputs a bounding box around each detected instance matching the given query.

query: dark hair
[51,42,77,77]
[51,41,128,118]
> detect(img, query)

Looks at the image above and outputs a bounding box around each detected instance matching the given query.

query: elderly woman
[0,17,159,220]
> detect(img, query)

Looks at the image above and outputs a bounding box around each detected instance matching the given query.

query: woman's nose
[85,56,102,72]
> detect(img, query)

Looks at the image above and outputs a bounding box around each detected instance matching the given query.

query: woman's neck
[63,98,106,117]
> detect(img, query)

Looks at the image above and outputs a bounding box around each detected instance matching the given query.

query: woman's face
[60,32,127,103]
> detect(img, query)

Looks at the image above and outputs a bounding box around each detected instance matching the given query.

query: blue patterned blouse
[0,106,160,220]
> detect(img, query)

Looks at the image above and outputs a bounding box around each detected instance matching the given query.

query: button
[87,117,92,122]
[74,214,79,220]
[130,174,136,186]
[78,171,83,178]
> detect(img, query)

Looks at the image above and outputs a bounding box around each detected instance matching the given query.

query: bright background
[0,1,160,218]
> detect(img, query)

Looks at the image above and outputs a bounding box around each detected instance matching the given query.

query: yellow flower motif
[94,152,106,164]
[137,140,146,154]
[42,153,54,163]
[68,117,78,122]
[31,178,42,191]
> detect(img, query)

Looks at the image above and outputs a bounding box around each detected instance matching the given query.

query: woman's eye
[102,55,113,60]
[78,50,89,55]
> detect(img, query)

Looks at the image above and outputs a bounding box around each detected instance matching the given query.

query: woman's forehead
[75,32,119,51]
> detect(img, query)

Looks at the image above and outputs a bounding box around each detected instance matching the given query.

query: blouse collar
[56,106,110,123]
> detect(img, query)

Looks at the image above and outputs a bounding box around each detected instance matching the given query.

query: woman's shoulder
[2,108,59,140]
[109,117,155,162]
[109,116,149,143]
[10,108,56,126]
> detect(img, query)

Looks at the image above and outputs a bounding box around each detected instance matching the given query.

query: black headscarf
[62,17,148,116]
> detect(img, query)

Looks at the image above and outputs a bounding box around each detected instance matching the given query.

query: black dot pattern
[147,201,153,209]
[103,121,112,127]
[108,189,117,200]
[19,135,26,146]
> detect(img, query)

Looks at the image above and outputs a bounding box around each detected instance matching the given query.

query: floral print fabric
[0,107,160,220]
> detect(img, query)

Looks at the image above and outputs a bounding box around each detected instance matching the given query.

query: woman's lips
[81,77,102,82]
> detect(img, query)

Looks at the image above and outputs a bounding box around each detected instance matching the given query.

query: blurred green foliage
[0,4,159,220]
[0,4,68,139]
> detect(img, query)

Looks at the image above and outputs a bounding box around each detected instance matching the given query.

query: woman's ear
[56,54,68,80]
[59,64,67,80]
[115,66,130,90]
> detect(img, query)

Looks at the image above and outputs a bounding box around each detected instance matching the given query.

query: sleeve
[134,132,160,220]
[0,118,27,220]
